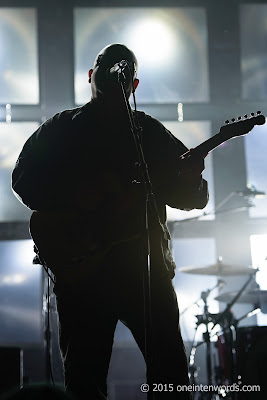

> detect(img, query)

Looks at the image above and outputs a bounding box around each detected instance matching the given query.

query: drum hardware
[202,288,214,391]
[190,313,237,399]
[188,282,229,399]
[195,310,235,330]
[188,365,199,386]
[210,271,257,331]
[235,325,267,397]
[181,279,225,316]
[180,260,261,397]
[215,289,267,306]
[233,307,260,327]
[211,271,257,398]
[188,270,259,399]
[178,259,257,276]
[173,184,265,226]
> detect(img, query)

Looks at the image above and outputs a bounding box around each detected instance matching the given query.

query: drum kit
[178,259,267,399]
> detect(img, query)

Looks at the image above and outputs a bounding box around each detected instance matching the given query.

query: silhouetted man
[12,44,209,400]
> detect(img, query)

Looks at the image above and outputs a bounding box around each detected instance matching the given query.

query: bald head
[93,43,138,78]
[88,43,139,105]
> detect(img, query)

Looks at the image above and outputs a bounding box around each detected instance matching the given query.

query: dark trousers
[54,241,191,400]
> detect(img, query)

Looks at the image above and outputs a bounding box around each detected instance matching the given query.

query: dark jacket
[12,102,208,278]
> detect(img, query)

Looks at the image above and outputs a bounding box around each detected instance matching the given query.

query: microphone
[107,60,128,79]
[218,279,226,287]
[235,185,266,198]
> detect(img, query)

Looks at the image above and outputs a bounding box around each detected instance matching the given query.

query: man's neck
[90,96,131,119]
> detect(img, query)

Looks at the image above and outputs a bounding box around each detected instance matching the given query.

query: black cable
[33,248,55,384]
[43,264,56,285]
[44,267,55,386]
[124,60,137,112]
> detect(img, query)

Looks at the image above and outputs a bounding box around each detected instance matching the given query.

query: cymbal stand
[189,282,224,399]
[234,307,260,327]
[188,328,201,400]
[210,272,257,331]
[202,282,228,391]
[201,291,213,398]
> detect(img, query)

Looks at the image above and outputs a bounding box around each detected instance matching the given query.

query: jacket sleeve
[11,113,71,211]
[138,113,209,211]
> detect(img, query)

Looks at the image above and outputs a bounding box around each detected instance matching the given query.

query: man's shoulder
[30,104,90,144]
[134,110,167,132]
[134,110,188,152]
[47,104,88,125]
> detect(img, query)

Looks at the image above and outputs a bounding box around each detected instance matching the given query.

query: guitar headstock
[220,111,266,139]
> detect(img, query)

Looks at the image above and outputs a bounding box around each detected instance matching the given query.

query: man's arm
[138,113,209,211]
[163,149,209,210]
[12,114,69,211]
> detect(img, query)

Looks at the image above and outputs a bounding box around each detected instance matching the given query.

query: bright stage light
[127,18,175,66]
[0,274,26,285]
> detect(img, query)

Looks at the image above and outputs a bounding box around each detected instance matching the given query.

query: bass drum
[236,326,267,399]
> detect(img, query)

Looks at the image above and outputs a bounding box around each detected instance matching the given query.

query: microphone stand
[118,69,163,399]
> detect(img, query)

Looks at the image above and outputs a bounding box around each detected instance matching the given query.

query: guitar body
[30,210,117,283]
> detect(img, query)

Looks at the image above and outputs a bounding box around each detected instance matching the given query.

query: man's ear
[133,78,139,91]
[88,69,93,83]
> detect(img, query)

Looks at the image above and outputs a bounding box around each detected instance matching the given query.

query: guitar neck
[193,131,230,158]
[188,113,265,158]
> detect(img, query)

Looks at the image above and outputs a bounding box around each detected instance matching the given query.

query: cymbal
[215,289,267,304]
[178,263,256,276]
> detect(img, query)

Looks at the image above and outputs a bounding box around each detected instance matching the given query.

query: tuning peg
[257,111,262,115]
[251,112,255,117]
[231,118,236,122]
[244,114,248,119]
[237,116,242,120]
[225,120,230,124]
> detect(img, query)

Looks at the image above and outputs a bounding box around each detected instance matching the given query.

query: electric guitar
[180,111,265,161]
[29,111,265,282]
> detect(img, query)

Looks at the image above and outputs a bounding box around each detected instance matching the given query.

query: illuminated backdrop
[74,7,209,104]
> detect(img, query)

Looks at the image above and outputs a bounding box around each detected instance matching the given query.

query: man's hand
[179,148,206,179]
